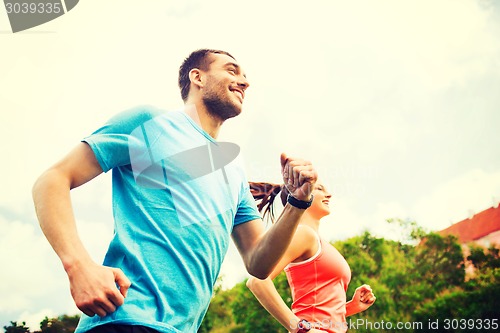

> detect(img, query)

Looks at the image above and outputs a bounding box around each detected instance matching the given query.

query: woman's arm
[246,226,320,333]
[247,277,302,332]
[345,284,376,317]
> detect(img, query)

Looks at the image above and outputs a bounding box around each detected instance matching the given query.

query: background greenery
[5,221,499,333]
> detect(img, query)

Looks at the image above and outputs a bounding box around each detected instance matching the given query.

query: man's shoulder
[101,105,179,135]
[109,105,166,124]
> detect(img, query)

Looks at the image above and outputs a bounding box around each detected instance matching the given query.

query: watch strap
[297,319,312,333]
[287,194,313,209]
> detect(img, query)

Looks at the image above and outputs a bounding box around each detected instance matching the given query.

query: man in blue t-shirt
[33,49,318,333]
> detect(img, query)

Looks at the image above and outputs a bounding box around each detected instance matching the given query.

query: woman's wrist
[345,299,362,317]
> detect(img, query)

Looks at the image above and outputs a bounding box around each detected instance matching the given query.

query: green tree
[414,244,500,332]
[412,233,465,299]
[231,272,292,333]
[335,231,416,328]
[3,321,30,333]
[199,220,494,333]
[386,218,427,244]
[34,315,80,333]
[467,245,500,275]
[335,226,465,332]
[199,278,240,333]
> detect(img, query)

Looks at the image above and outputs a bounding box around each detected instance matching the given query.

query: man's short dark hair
[178,49,235,102]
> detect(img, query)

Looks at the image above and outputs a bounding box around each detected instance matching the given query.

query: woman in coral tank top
[247,182,376,333]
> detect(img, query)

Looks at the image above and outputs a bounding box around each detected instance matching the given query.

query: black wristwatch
[287,194,314,209]
[297,319,312,333]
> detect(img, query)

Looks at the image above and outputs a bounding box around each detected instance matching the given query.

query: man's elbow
[32,169,54,198]
[246,264,271,280]
[32,172,47,203]
[32,169,67,205]
[242,244,273,279]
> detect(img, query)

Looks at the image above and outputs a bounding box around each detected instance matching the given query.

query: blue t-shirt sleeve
[234,183,262,226]
[82,106,164,172]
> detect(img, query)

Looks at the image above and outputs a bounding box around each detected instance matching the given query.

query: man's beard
[202,86,242,121]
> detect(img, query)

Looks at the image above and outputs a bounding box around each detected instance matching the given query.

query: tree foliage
[216,221,497,333]
[3,315,80,333]
[3,322,30,333]
[414,244,500,330]
[33,315,80,333]
[7,222,500,333]
[230,271,292,333]
[199,278,240,333]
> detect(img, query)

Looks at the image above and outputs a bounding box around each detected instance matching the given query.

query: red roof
[438,205,500,244]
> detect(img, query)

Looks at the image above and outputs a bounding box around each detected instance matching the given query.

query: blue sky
[1,0,499,330]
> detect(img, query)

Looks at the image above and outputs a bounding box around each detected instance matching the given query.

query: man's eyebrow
[224,62,247,78]
[224,62,239,68]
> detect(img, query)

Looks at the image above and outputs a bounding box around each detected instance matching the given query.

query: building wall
[475,230,500,248]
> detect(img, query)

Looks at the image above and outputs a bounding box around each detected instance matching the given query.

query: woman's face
[309,183,332,218]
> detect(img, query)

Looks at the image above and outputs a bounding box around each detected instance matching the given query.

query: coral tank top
[285,235,351,333]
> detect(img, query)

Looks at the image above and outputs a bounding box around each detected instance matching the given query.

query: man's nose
[237,76,250,90]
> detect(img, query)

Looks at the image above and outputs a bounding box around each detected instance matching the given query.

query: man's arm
[232,206,304,278]
[232,153,317,279]
[32,142,130,317]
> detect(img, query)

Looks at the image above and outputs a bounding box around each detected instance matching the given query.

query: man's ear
[189,68,204,89]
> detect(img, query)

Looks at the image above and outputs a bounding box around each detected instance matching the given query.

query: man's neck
[183,103,223,139]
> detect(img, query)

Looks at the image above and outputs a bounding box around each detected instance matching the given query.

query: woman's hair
[249,182,289,222]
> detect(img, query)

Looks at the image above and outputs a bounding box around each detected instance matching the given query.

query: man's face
[201,53,250,121]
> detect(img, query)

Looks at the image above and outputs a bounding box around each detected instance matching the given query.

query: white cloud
[76,218,114,265]
[320,199,367,241]
[17,309,56,332]
[0,216,68,323]
[219,242,249,289]
[319,196,411,243]
[319,168,500,244]
[412,169,500,231]
[0,218,57,305]
[0,187,112,326]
